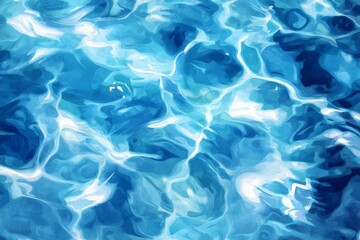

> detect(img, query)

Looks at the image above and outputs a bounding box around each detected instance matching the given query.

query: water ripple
[0,0,359,239]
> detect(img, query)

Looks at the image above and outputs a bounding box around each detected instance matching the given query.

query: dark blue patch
[326,15,355,35]
[333,90,360,110]
[0,184,9,207]
[296,50,333,91]
[311,169,360,216]
[273,31,330,53]
[159,23,197,55]
[0,50,10,62]
[0,103,43,169]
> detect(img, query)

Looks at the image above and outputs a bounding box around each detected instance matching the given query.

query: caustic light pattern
[0,0,360,239]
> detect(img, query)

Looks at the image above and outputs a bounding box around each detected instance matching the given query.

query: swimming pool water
[0,0,359,239]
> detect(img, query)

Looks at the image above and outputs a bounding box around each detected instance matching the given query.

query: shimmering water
[0,0,360,239]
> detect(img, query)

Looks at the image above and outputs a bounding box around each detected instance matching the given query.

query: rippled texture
[0,0,360,239]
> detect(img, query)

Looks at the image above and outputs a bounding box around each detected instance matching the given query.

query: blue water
[0,0,360,239]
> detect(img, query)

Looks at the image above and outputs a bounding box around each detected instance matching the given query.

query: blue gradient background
[0,0,360,239]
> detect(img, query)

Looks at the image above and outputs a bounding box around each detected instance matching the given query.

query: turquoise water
[0,0,360,239]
